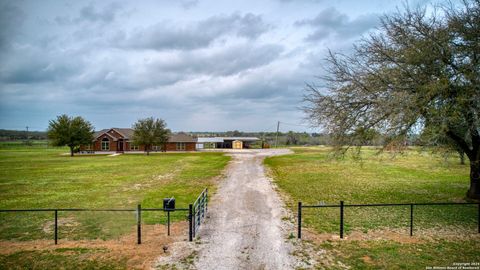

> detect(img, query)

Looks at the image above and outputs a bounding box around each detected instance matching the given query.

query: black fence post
[167,211,171,236]
[410,204,414,236]
[478,203,480,234]
[189,204,193,242]
[192,206,196,238]
[54,210,58,245]
[137,204,141,244]
[298,202,302,239]
[340,201,344,239]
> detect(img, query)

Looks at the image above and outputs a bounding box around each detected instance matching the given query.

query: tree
[304,1,480,199]
[286,131,299,145]
[47,115,94,157]
[132,117,170,155]
[418,127,467,165]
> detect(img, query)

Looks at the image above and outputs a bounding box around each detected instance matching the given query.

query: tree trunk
[467,161,480,199]
[69,146,74,157]
[459,150,465,165]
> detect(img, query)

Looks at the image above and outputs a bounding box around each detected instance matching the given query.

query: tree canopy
[47,115,94,156]
[304,1,480,198]
[132,117,170,155]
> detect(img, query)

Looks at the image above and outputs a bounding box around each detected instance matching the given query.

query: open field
[0,143,230,268]
[265,147,480,269]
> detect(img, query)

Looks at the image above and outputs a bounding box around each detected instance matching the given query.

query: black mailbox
[163,198,175,210]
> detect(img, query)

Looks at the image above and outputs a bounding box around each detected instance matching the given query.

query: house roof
[169,132,197,143]
[220,137,260,142]
[196,137,260,143]
[114,128,134,139]
[94,128,196,143]
[94,128,133,141]
[197,137,225,143]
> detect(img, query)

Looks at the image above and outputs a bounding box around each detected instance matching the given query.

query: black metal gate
[190,188,208,240]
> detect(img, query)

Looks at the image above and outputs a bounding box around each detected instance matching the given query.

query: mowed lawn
[265,147,480,269]
[0,143,230,241]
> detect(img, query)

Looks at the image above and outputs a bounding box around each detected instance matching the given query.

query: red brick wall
[186,143,195,151]
[92,135,116,151]
[165,142,195,151]
[81,139,196,152]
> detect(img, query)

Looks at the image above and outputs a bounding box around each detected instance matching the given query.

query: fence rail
[297,201,480,239]
[192,188,208,240]
[0,189,209,245]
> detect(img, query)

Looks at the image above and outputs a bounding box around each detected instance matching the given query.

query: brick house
[80,128,196,152]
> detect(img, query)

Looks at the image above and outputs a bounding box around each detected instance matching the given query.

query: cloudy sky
[0,0,445,132]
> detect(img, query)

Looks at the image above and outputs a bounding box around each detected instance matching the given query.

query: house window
[101,138,110,151]
[152,145,160,151]
[176,142,186,151]
[130,144,139,150]
[85,144,92,150]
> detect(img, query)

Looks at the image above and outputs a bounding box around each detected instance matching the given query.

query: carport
[196,137,260,149]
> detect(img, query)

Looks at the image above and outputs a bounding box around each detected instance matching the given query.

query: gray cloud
[55,2,123,25]
[180,0,199,9]
[0,3,26,49]
[119,13,270,50]
[295,7,379,41]
[0,46,82,84]
[150,43,284,77]
[1,0,422,132]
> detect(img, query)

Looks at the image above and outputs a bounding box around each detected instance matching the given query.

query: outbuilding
[196,137,260,149]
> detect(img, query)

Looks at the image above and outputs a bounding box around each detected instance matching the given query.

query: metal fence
[192,188,208,239]
[297,201,480,239]
[0,189,210,244]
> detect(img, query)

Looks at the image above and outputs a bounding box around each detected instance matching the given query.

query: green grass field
[0,248,127,270]
[0,143,230,241]
[265,147,480,269]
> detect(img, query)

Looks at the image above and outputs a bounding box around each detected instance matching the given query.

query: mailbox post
[163,198,175,236]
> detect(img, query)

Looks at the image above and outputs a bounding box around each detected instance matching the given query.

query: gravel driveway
[194,149,295,270]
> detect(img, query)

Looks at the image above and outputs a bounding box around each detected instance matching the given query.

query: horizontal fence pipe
[407,202,479,206]
[0,209,135,212]
[301,202,480,208]
[0,208,192,213]
[143,208,189,211]
[301,205,341,208]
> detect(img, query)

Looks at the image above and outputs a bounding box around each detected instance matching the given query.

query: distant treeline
[0,129,47,141]
[192,130,421,147]
[1,128,419,147]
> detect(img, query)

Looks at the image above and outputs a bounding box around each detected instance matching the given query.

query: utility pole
[274,121,280,148]
[25,126,29,145]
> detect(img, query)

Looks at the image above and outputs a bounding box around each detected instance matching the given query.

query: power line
[279,121,313,128]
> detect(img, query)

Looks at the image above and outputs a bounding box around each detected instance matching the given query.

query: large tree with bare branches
[304,1,480,199]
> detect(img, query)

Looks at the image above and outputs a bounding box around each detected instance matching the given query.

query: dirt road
[194,149,295,270]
